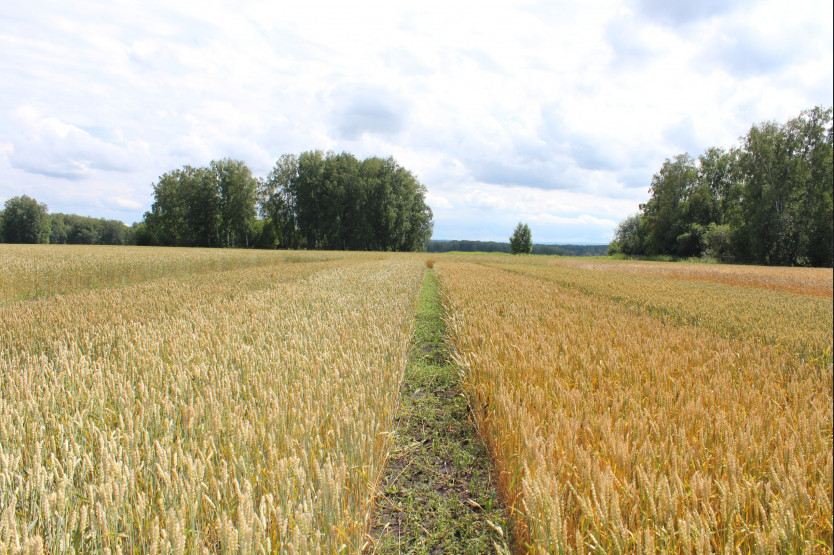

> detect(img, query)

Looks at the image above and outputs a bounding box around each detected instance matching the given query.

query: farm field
[1,246,423,553]
[474,255,833,366]
[1,246,832,553]
[0,244,340,304]
[435,257,832,553]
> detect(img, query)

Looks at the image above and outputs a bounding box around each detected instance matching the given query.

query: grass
[366,269,510,554]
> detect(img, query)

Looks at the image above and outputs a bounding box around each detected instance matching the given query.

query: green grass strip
[366,269,510,554]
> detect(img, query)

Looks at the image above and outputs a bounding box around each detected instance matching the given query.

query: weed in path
[366,270,510,555]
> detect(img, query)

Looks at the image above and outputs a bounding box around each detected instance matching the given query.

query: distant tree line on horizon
[0,195,136,246]
[610,106,833,267]
[426,239,608,256]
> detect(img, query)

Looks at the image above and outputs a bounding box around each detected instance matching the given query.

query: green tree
[787,107,833,266]
[703,223,733,261]
[640,154,699,256]
[183,166,221,247]
[144,169,190,246]
[736,119,806,265]
[260,154,300,248]
[1,195,50,244]
[509,222,532,254]
[145,160,257,248]
[320,152,362,249]
[610,214,645,255]
[697,147,740,224]
[610,105,832,267]
[212,159,257,248]
[294,150,327,249]
[268,151,433,251]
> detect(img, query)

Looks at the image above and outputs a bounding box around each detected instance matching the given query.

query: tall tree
[788,107,833,266]
[144,168,191,246]
[737,120,800,265]
[294,150,327,249]
[510,222,533,254]
[1,195,50,244]
[640,154,699,256]
[144,151,433,252]
[609,214,645,255]
[610,105,832,266]
[211,159,257,248]
[183,166,221,247]
[697,147,740,224]
[260,154,300,248]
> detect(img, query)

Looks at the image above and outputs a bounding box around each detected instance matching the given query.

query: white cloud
[425,193,452,209]
[465,190,507,211]
[0,0,830,239]
[107,196,143,210]
[7,106,150,179]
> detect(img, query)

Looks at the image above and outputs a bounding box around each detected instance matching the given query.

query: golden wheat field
[1,246,832,554]
[1,246,423,553]
[435,257,832,554]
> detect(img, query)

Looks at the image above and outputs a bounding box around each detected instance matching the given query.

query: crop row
[480,257,833,367]
[0,244,344,304]
[0,253,423,553]
[547,257,833,297]
[436,261,832,553]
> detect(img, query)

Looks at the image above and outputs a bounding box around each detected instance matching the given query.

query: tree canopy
[140,160,258,248]
[0,196,135,246]
[1,195,51,244]
[258,151,433,251]
[141,151,433,251]
[510,222,533,254]
[610,106,833,267]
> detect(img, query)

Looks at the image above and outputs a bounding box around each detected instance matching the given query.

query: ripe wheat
[0,249,422,553]
[0,244,341,304]
[482,257,833,367]
[437,260,832,553]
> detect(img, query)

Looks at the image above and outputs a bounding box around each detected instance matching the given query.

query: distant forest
[611,106,833,267]
[426,240,608,256]
[0,195,136,246]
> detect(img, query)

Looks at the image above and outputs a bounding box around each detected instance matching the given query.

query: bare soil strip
[365,269,510,554]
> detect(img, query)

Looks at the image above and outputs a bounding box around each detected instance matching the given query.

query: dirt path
[364,269,510,554]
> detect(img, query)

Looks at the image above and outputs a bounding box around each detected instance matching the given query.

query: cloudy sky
[1,0,831,243]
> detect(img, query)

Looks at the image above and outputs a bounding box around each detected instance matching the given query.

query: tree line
[610,106,833,267]
[0,195,136,245]
[1,151,434,252]
[138,151,433,251]
[426,239,608,256]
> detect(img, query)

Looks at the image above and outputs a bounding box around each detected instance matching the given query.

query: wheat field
[479,256,833,367]
[1,246,831,553]
[0,244,341,305]
[0,247,422,553]
[436,259,832,553]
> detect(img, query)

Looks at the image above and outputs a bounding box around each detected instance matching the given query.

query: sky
[1,0,831,243]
